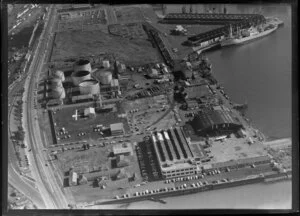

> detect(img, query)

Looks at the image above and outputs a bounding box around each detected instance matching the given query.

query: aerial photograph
[6,3,293,211]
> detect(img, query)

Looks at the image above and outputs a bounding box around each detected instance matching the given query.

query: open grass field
[51,30,162,65]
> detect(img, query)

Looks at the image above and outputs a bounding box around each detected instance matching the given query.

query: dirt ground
[51,30,162,65]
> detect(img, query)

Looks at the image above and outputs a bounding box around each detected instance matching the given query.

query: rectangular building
[110,123,124,136]
[151,127,203,179]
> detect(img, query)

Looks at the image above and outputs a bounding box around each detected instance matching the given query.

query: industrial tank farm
[71,70,92,86]
[74,59,92,73]
[78,79,100,95]
[51,86,66,99]
[98,71,112,85]
[52,70,65,82]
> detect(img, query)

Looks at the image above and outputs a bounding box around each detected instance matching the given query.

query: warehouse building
[192,109,242,136]
[84,107,96,118]
[110,123,124,136]
[113,143,133,156]
[151,127,206,179]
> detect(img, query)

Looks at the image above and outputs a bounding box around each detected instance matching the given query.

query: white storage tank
[71,70,92,86]
[99,71,112,85]
[51,86,66,99]
[52,70,65,82]
[79,79,100,95]
[74,59,92,73]
[49,78,63,89]
[102,60,110,69]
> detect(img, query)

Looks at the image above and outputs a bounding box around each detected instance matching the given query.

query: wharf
[88,170,291,207]
[160,13,265,25]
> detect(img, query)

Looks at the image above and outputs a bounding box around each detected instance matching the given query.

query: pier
[161,13,265,25]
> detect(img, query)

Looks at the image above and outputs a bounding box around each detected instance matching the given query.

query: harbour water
[86,4,292,210]
[127,4,291,209]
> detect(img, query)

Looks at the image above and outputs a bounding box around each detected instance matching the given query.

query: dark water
[163,4,292,139]
[206,5,292,138]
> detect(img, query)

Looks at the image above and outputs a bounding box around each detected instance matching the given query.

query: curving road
[13,4,69,209]
[8,78,46,208]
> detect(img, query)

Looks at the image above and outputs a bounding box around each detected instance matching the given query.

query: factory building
[78,79,100,95]
[112,143,133,156]
[192,109,242,136]
[151,127,204,179]
[84,107,96,118]
[110,123,124,136]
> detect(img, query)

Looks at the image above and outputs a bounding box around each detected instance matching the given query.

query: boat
[265,16,284,27]
[221,23,278,47]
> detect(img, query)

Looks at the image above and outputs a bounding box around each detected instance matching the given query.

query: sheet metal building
[192,109,242,136]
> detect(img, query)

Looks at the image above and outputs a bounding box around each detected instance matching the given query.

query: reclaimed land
[51,30,162,65]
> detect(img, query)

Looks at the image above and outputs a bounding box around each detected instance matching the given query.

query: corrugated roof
[192,109,241,132]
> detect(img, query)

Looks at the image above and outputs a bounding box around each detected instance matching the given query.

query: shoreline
[79,170,291,208]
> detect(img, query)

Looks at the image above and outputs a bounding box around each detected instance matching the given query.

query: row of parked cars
[116,184,189,200]
[164,174,205,184]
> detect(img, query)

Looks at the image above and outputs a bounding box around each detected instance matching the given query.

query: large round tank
[74,59,92,73]
[49,78,63,88]
[99,71,112,85]
[71,70,91,86]
[51,86,66,99]
[79,79,100,95]
[52,70,65,82]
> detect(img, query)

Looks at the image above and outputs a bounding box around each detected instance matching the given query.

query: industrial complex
[6,3,292,210]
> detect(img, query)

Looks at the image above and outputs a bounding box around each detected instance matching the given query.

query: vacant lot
[51,30,162,65]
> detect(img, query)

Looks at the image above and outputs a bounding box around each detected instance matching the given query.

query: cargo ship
[265,16,284,27]
[221,23,278,47]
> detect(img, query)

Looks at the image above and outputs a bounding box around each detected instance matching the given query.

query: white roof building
[84,107,96,117]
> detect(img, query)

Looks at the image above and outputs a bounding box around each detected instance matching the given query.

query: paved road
[21,4,69,209]
[7,78,46,208]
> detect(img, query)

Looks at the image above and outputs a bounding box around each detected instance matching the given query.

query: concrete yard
[208,136,267,163]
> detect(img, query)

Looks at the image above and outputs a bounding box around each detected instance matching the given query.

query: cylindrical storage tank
[49,78,63,88]
[74,59,92,73]
[99,71,112,85]
[79,79,100,95]
[102,60,110,69]
[51,86,66,99]
[71,70,91,86]
[52,70,65,82]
